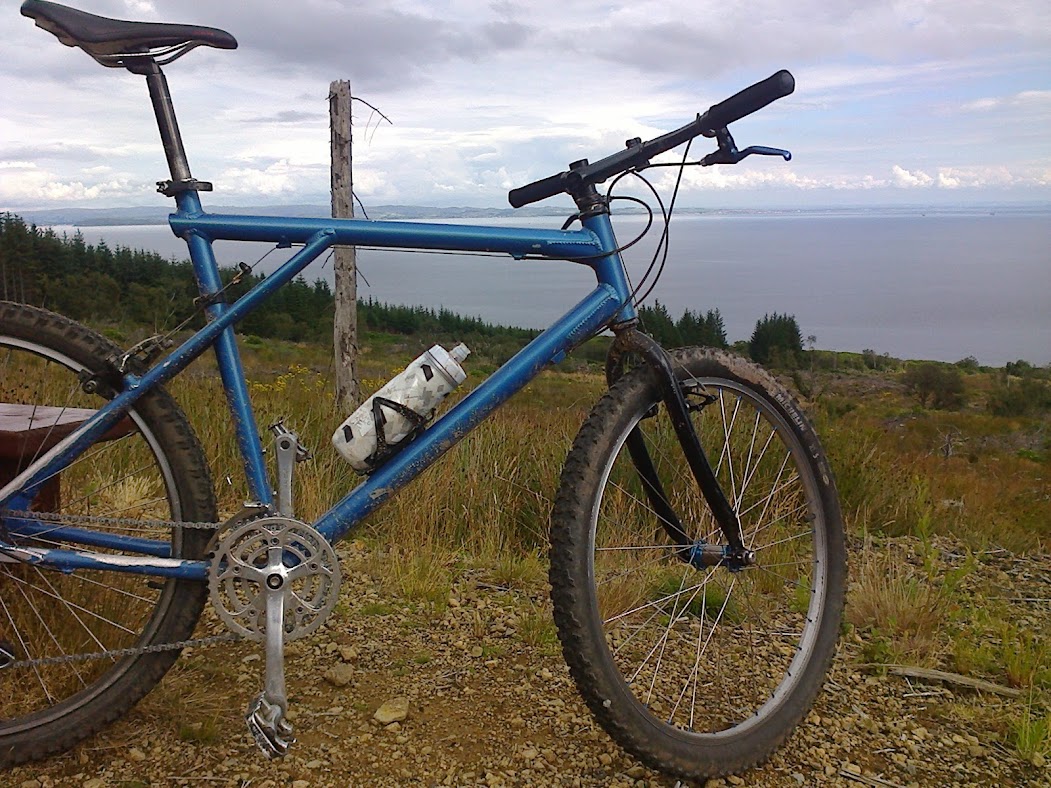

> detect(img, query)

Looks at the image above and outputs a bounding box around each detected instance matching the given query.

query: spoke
[11,572,89,687]
[27,432,137,498]
[751,561,809,591]
[717,391,742,503]
[755,529,811,553]
[604,574,710,626]
[23,369,82,473]
[737,422,778,511]
[4,570,138,636]
[608,477,694,537]
[596,549,680,589]
[644,564,698,704]
[741,501,809,544]
[66,570,157,605]
[0,588,56,702]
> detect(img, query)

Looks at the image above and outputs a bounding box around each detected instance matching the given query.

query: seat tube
[181,228,273,505]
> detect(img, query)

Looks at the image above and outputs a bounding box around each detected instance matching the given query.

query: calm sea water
[50,209,1051,366]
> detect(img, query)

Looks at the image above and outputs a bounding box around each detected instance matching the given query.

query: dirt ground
[8,538,1050,788]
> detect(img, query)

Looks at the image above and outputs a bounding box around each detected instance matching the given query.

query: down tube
[315,284,622,543]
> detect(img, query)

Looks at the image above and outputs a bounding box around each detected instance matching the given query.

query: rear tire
[550,347,845,780]
[0,302,216,765]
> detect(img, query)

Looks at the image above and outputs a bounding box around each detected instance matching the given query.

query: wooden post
[330,80,359,412]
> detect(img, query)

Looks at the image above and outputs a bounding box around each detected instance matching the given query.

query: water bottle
[332,343,471,472]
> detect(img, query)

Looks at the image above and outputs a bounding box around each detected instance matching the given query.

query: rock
[19,780,42,788]
[323,663,355,687]
[292,781,310,788]
[339,645,358,661]
[127,747,146,762]
[374,696,410,724]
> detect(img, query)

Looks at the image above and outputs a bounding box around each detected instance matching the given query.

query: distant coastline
[8,201,1051,228]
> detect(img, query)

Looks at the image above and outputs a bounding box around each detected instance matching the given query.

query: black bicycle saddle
[21,0,236,67]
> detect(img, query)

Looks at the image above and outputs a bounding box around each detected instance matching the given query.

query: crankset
[210,514,341,756]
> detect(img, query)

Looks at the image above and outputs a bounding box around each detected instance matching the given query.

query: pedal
[246,692,294,758]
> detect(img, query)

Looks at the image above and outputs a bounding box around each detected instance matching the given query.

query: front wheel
[550,347,845,780]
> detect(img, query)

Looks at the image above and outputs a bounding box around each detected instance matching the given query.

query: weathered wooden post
[330,80,359,412]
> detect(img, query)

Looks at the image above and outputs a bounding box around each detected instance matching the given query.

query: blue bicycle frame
[0,189,638,581]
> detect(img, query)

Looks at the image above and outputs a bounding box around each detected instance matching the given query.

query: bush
[901,363,965,410]
[988,376,1051,417]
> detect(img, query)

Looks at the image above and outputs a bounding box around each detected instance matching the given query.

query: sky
[2,0,1050,212]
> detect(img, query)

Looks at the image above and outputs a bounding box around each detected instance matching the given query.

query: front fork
[605,327,755,571]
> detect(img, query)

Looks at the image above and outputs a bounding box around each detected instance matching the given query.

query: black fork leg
[606,329,746,557]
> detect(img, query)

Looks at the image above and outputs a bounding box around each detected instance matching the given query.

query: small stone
[83,780,103,788]
[19,780,42,788]
[471,646,484,658]
[386,722,402,732]
[305,759,323,769]
[292,781,310,788]
[1032,751,1046,768]
[374,696,410,724]
[127,747,146,762]
[339,645,358,661]
[727,776,746,786]
[598,753,612,766]
[323,663,355,687]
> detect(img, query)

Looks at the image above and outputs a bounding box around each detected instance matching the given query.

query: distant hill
[15,204,575,227]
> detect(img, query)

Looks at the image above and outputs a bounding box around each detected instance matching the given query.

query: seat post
[133,59,192,184]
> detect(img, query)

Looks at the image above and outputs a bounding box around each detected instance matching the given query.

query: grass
[67,328,1051,765]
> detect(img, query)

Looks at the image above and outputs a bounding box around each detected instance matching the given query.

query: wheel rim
[0,335,187,729]
[587,374,829,740]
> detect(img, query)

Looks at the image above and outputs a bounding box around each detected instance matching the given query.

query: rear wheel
[0,302,216,765]
[550,347,845,780]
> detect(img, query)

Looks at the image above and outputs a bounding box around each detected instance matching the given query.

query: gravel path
[8,539,1049,787]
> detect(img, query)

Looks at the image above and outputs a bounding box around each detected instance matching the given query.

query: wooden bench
[0,404,135,511]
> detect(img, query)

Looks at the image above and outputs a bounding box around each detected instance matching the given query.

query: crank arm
[247,543,295,758]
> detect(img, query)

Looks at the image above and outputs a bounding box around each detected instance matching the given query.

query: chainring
[209,515,341,642]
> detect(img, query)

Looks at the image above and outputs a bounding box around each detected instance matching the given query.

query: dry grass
[847,546,952,666]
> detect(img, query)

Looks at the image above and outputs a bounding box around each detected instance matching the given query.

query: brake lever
[700,128,791,166]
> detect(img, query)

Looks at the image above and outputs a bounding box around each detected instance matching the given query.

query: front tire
[549,347,845,780]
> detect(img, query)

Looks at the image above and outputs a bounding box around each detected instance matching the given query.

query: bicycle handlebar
[508,69,795,208]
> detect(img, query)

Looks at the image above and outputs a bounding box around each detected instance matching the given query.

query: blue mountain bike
[2,1,846,780]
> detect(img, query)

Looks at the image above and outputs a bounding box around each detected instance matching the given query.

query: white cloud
[962,89,1051,112]
[0,162,147,205]
[2,0,1050,208]
[892,166,934,188]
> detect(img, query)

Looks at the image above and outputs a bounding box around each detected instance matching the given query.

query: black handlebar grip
[701,70,795,131]
[508,171,565,208]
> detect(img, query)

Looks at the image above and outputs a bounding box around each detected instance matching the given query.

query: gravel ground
[8,538,1050,788]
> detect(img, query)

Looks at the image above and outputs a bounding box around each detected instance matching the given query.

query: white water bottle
[332,343,471,472]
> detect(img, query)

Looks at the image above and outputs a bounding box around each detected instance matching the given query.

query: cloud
[962,89,1051,112]
[0,162,147,206]
[892,165,934,188]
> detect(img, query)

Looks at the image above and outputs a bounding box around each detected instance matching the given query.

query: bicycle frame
[0,190,639,581]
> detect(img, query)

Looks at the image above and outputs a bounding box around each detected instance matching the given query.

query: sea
[46,206,1051,367]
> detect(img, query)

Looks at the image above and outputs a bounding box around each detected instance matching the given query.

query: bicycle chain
[1,509,243,671]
